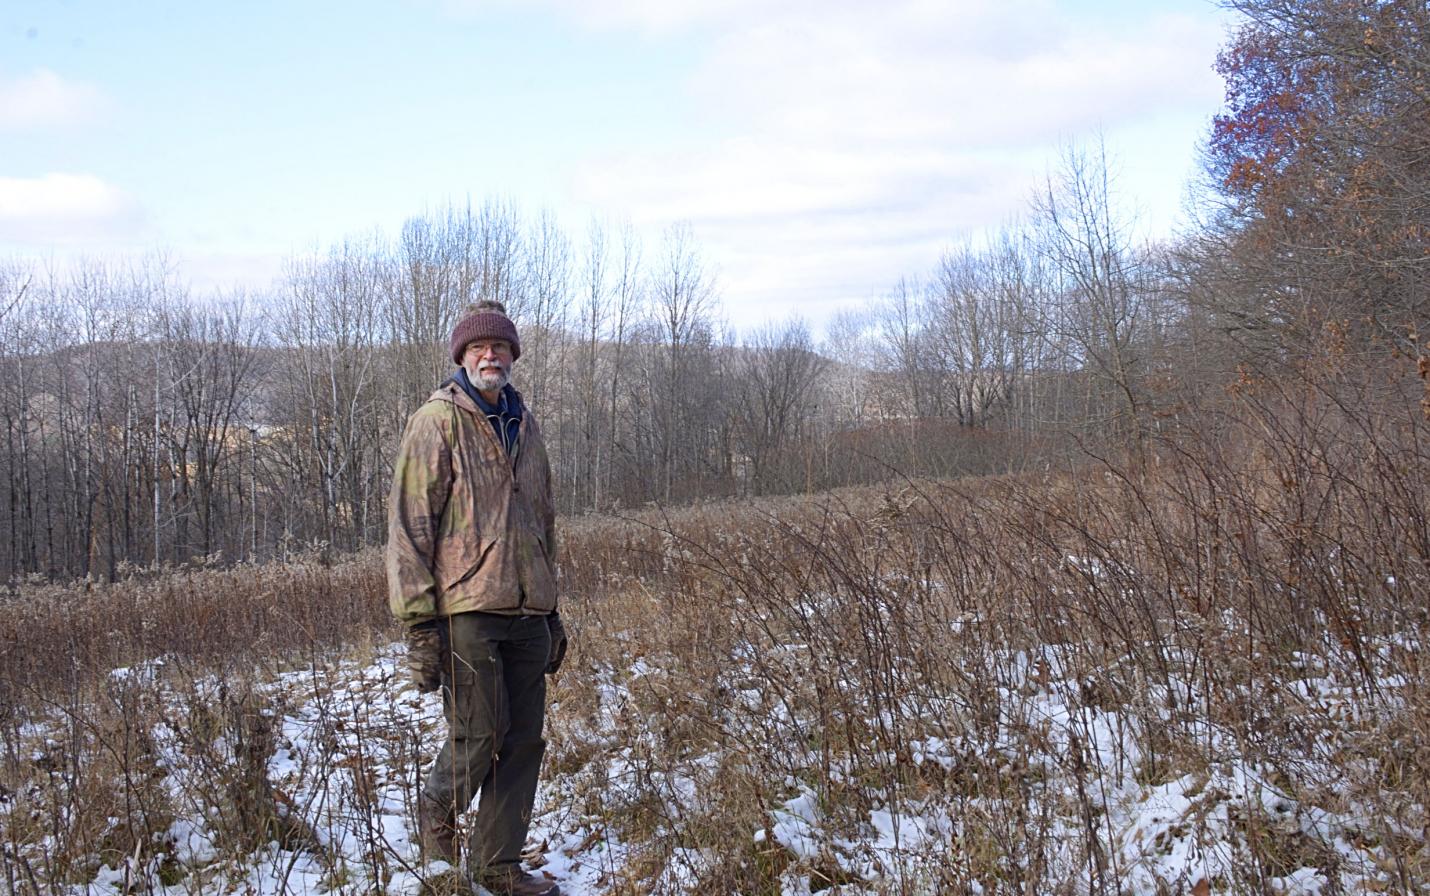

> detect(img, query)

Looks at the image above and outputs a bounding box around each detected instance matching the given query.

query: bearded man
[387,300,566,896]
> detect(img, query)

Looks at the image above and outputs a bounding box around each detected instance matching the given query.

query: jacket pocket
[514,527,557,611]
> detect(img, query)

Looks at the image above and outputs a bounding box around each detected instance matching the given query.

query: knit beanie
[450,301,521,363]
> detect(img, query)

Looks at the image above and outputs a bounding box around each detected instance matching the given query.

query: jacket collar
[429,375,526,422]
[454,368,524,418]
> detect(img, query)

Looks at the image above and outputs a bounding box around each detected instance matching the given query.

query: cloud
[691,5,1223,148]
[0,173,141,243]
[565,1,1227,319]
[0,69,105,130]
[575,137,1036,323]
[436,0,788,32]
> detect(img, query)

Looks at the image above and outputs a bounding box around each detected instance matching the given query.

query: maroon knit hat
[450,301,521,363]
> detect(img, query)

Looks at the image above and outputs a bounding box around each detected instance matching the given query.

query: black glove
[405,619,445,693]
[546,612,568,675]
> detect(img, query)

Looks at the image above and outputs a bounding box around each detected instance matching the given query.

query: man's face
[462,339,515,394]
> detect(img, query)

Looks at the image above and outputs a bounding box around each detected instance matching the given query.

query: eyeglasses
[465,340,513,357]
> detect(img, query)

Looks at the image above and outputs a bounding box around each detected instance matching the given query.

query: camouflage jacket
[385,381,558,625]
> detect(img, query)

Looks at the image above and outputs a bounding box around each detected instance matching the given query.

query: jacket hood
[429,377,526,417]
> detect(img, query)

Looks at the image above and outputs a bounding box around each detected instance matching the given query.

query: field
[2,367,1428,895]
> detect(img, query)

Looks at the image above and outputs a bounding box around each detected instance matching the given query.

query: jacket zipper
[453,388,533,612]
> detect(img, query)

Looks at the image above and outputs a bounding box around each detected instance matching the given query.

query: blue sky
[2,0,1233,326]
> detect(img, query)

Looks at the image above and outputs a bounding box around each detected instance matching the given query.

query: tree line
[1,0,1423,584]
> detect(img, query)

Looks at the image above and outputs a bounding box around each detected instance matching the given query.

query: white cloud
[0,173,140,243]
[436,0,822,33]
[575,136,1038,323]
[565,1,1227,320]
[0,69,105,130]
[691,5,1223,148]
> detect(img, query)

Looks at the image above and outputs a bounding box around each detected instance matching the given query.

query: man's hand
[405,619,445,693]
[546,612,568,675]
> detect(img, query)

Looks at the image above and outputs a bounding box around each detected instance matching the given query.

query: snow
[6,613,1422,894]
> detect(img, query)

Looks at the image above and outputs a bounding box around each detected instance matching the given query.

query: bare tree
[924,231,1045,426]
[818,308,874,427]
[387,215,457,403]
[47,260,166,577]
[600,222,645,509]
[565,217,624,510]
[0,262,46,577]
[1032,139,1151,455]
[734,318,829,495]
[0,261,31,330]
[154,291,263,561]
[514,209,571,408]
[879,276,946,420]
[275,241,386,552]
[647,224,720,503]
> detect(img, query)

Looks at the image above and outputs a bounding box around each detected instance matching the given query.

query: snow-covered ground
[11,621,1419,895]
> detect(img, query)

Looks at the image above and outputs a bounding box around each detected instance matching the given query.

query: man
[387,300,567,896]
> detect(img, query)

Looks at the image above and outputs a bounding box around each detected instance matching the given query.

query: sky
[1,0,1235,328]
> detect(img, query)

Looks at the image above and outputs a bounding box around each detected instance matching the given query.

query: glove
[546,612,568,675]
[405,619,445,693]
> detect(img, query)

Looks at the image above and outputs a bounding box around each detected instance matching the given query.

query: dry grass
[2,351,1427,893]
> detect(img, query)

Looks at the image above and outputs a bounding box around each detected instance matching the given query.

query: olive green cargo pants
[422,611,550,873]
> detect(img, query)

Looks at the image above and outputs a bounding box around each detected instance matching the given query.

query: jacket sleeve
[385,406,453,625]
[544,457,558,600]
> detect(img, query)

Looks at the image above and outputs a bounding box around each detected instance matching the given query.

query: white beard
[474,364,509,393]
